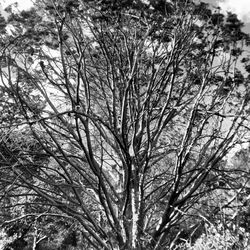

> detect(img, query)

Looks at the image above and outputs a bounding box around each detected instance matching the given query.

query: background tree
[0,0,250,249]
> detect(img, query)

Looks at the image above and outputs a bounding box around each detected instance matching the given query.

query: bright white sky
[1,0,33,11]
[218,0,250,23]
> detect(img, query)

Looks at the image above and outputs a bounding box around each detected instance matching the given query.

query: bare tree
[0,0,250,249]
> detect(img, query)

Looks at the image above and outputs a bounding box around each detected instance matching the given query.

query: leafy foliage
[0,0,250,249]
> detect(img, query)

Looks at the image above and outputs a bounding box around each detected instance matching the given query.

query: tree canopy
[1,0,250,249]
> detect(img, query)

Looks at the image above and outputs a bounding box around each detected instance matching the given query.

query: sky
[1,0,33,11]
[203,0,250,23]
[202,0,250,30]
[200,0,250,33]
[217,0,250,23]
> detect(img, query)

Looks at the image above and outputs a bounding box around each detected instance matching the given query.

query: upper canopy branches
[0,0,250,249]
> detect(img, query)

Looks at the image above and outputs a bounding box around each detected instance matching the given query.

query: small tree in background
[0,0,250,249]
